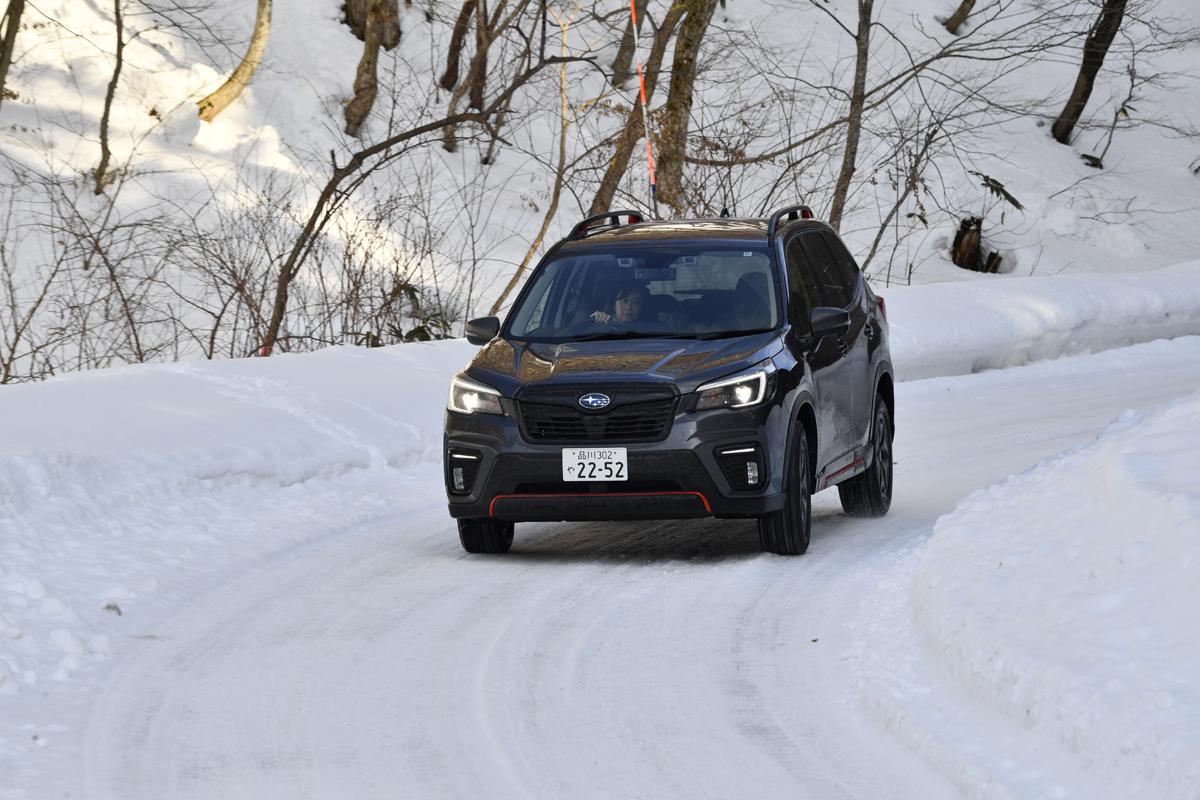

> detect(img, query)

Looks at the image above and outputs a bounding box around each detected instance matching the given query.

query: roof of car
[559,217,831,250]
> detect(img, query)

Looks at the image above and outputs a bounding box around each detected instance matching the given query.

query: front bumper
[444,400,789,522]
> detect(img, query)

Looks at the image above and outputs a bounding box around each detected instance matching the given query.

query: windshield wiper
[569,330,667,342]
[554,327,774,343]
[689,328,775,340]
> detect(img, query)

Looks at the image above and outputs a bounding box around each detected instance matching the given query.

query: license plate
[562,447,628,482]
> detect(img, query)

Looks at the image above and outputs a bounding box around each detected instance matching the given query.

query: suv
[443,206,893,555]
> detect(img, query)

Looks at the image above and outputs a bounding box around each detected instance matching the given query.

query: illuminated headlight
[447,374,504,415]
[695,366,774,410]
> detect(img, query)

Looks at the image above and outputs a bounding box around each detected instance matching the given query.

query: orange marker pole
[628,0,659,218]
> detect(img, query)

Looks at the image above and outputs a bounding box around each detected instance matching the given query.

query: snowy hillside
[2,0,1199,382]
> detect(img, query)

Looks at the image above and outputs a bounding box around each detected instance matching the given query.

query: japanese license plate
[562,447,628,482]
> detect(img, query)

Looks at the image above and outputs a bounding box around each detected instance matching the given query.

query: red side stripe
[489,491,711,517]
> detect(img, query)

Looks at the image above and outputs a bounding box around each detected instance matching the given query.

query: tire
[758,426,812,555]
[458,518,515,554]
[838,396,893,517]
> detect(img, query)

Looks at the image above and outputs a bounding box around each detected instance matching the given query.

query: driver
[590,282,649,326]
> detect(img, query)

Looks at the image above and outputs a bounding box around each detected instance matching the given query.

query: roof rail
[766,204,814,238]
[567,209,644,240]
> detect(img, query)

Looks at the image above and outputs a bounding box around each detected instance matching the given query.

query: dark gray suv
[443,206,894,555]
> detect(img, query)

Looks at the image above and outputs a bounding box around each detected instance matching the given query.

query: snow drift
[912,390,1200,800]
[884,260,1200,380]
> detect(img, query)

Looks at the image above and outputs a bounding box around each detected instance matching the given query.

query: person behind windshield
[590,282,649,326]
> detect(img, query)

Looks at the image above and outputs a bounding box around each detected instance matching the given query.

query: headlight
[695,365,774,410]
[447,374,504,415]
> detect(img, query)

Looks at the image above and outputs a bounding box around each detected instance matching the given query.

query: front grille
[519,397,676,443]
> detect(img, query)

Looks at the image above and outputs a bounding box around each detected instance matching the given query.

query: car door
[783,231,858,472]
[819,231,873,451]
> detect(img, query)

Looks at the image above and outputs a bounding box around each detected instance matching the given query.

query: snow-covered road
[76,337,1200,800]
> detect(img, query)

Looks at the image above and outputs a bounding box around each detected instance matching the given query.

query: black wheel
[758,427,812,555]
[838,396,893,517]
[458,519,515,554]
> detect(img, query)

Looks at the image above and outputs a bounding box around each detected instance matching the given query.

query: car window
[798,233,851,308]
[821,232,861,303]
[506,244,779,341]
[784,238,819,333]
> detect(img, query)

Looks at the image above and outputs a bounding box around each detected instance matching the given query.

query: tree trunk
[344,0,394,137]
[827,0,873,232]
[344,0,400,48]
[588,4,686,216]
[0,0,24,109]
[197,0,271,122]
[942,0,975,35]
[93,0,123,194]
[466,0,490,110]
[951,216,982,270]
[1050,0,1127,144]
[655,0,718,212]
[610,0,646,87]
[439,0,476,90]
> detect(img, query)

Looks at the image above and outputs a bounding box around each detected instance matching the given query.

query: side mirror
[810,307,850,339]
[465,316,500,346]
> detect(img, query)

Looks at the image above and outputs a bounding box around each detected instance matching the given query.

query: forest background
[0,0,1197,383]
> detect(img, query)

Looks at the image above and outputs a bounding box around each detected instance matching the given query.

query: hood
[468,332,783,395]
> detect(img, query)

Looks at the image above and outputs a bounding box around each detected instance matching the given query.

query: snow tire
[458,519,515,554]
[838,396,893,517]
[757,426,812,555]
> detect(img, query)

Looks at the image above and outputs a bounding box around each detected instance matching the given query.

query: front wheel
[838,396,893,517]
[758,428,812,555]
[458,519,515,554]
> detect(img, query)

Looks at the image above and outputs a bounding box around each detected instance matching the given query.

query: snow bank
[0,342,475,697]
[912,391,1200,799]
[884,260,1200,380]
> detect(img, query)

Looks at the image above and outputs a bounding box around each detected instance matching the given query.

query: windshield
[506,243,779,342]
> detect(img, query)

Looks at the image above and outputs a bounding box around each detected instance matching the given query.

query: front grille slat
[519,396,676,443]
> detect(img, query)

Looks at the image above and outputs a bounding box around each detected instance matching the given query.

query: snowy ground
[3,267,1200,798]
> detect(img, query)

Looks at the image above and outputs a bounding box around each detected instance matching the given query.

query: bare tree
[197,0,271,122]
[94,0,125,194]
[1051,0,1128,144]
[345,0,401,136]
[440,0,476,89]
[655,0,718,211]
[943,0,976,35]
[489,6,576,316]
[0,0,23,108]
[261,43,592,353]
[609,0,646,87]
[827,0,874,232]
[344,0,401,44]
[588,2,686,215]
[442,0,535,152]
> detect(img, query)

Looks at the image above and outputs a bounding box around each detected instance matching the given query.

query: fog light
[746,462,760,486]
[447,449,482,495]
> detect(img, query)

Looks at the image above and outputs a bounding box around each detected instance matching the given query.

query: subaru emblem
[579,392,611,410]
